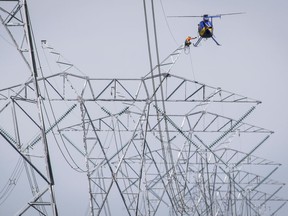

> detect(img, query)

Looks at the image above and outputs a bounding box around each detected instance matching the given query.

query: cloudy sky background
[0,0,287,215]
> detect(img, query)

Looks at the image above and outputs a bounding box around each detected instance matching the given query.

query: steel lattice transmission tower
[0,0,58,215]
[0,0,287,216]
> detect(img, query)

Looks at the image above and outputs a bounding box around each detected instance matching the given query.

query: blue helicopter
[169,13,244,47]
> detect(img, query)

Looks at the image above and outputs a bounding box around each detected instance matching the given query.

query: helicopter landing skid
[211,36,221,46]
[193,37,202,47]
[193,36,221,47]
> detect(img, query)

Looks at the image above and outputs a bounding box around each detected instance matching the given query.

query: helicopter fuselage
[198,20,213,38]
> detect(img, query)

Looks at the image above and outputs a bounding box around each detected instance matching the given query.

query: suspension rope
[159,0,179,46]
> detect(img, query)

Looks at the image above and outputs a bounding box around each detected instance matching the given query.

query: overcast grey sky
[1,0,288,215]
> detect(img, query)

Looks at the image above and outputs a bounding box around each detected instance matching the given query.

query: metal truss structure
[0,0,287,215]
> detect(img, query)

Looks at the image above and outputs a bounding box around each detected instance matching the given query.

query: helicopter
[169,13,244,47]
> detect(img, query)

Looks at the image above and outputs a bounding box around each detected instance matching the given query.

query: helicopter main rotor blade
[167,15,203,18]
[210,12,245,18]
[168,12,245,19]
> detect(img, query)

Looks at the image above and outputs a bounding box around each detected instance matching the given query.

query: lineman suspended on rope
[184,36,197,47]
